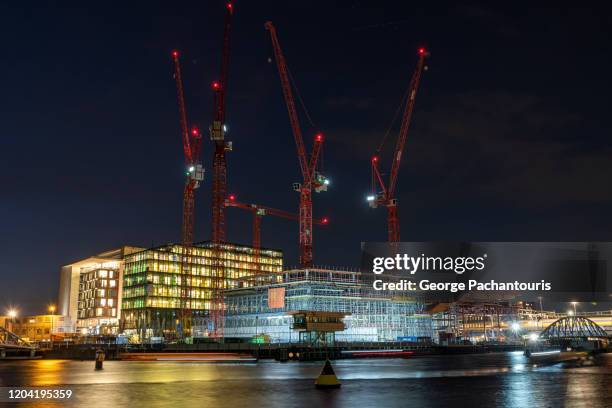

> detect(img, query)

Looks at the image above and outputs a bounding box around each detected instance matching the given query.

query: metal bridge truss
[0,326,34,349]
[540,316,609,340]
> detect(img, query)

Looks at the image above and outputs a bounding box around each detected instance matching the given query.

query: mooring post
[95,348,105,370]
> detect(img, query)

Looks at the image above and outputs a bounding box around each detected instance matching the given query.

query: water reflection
[0,353,610,408]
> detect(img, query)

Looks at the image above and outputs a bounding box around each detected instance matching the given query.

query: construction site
[24,2,606,351]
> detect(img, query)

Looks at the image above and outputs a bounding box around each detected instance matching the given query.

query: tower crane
[368,48,429,242]
[171,50,204,338]
[210,1,234,244]
[209,1,234,339]
[224,195,329,269]
[172,50,204,246]
[265,21,330,267]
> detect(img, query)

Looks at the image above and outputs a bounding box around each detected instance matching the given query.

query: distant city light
[8,309,17,318]
[529,333,539,342]
[323,179,330,186]
[48,305,56,314]
[189,166,195,172]
[366,195,376,202]
[511,322,520,332]
[567,310,574,316]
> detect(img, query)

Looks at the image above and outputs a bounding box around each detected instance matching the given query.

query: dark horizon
[1,1,612,315]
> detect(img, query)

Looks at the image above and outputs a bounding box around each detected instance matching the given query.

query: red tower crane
[171,50,203,338]
[210,1,234,244]
[265,21,330,267]
[368,48,428,242]
[172,50,204,246]
[224,194,329,260]
[209,1,234,339]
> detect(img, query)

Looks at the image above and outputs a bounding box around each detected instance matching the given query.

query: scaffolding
[221,268,433,342]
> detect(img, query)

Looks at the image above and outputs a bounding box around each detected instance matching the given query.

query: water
[1,352,611,407]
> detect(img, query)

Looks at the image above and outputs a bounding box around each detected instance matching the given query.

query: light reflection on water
[1,352,610,407]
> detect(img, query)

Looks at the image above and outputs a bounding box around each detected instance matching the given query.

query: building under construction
[221,268,433,343]
[121,242,283,340]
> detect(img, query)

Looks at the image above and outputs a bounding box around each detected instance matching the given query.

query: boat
[524,348,588,364]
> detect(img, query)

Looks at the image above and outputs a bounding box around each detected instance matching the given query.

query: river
[1,352,611,407]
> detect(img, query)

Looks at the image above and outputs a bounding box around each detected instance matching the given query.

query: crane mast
[171,50,203,338]
[210,1,234,244]
[209,1,234,339]
[265,21,329,267]
[369,48,428,242]
[172,51,203,246]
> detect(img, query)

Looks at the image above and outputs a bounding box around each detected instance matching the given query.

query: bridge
[0,326,37,359]
[537,316,610,351]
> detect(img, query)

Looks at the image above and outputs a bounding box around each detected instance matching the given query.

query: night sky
[1,2,611,315]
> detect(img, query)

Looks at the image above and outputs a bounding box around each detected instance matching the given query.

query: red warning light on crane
[418,48,426,55]
[322,217,329,224]
[372,156,379,163]
[212,81,221,90]
[172,50,179,58]
[227,2,233,10]
[191,128,199,136]
[228,194,236,201]
[315,133,323,142]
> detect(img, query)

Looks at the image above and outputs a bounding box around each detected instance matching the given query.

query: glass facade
[121,242,283,339]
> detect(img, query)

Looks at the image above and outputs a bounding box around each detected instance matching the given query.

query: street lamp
[48,305,56,345]
[7,309,17,332]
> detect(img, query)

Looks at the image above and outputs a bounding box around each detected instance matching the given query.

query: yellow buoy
[315,359,341,389]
